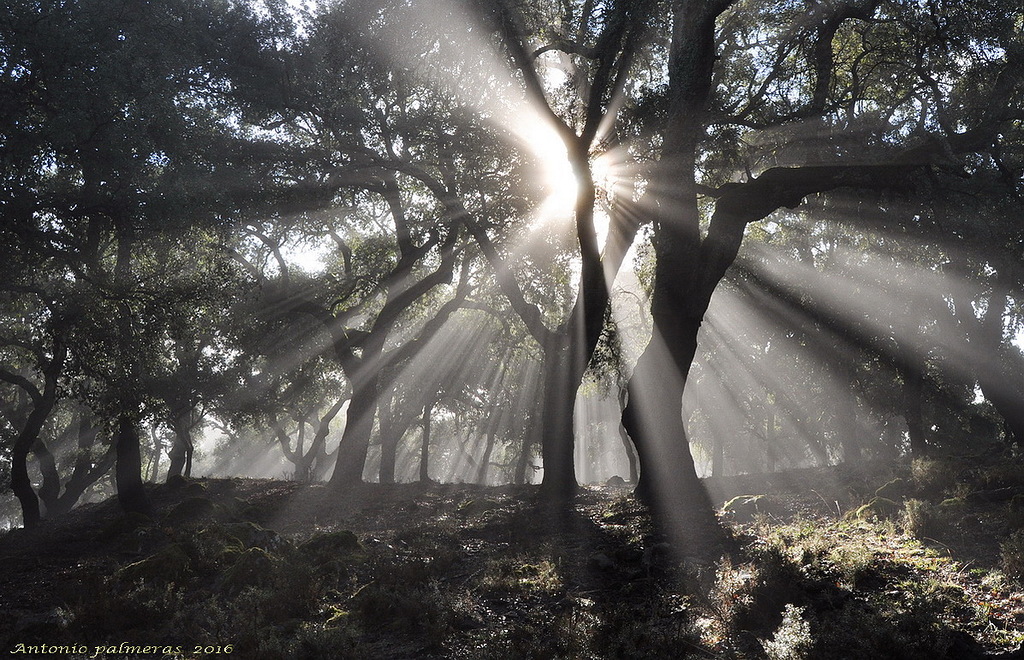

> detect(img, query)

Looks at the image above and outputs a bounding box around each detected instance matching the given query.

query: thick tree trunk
[539,345,582,499]
[617,0,736,553]
[624,317,724,551]
[115,414,151,515]
[330,381,377,487]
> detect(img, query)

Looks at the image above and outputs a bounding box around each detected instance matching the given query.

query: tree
[1,0,291,519]
[608,0,1024,549]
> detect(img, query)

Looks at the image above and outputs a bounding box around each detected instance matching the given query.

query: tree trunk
[765,409,778,472]
[308,397,346,482]
[34,440,60,514]
[419,402,433,482]
[330,378,377,487]
[711,434,724,478]
[11,410,52,528]
[835,357,862,462]
[379,429,399,484]
[975,282,1024,444]
[617,0,737,554]
[624,318,724,551]
[167,413,195,480]
[51,418,114,516]
[617,388,639,482]
[112,227,150,514]
[903,364,927,456]
[539,344,580,499]
[115,414,151,515]
[10,340,66,528]
[514,434,534,485]
[147,425,161,482]
[477,427,497,485]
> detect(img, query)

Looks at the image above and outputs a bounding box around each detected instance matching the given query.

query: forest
[1,0,1023,657]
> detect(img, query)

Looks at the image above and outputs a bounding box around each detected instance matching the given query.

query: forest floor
[2,454,1024,659]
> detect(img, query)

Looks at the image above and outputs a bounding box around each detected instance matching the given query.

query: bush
[911,458,957,497]
[763,604,813,660]
[902,499,938,538]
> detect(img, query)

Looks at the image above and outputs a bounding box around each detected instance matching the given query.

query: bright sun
[516,120,579,216]
[516,117,617,246]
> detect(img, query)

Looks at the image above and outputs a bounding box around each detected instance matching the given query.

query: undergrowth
[4,457,1024,658]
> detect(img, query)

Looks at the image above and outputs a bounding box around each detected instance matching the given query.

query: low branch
[0,368,42,404]
[531,40,598,60]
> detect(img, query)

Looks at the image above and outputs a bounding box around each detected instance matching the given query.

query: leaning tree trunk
[11,408,55,528]
[624,315,723,550]
[330,372,377,487]
[9,340,66,528]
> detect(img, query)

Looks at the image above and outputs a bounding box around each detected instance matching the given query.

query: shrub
[911,458,957,497]
[763,604,813,660]
[902,499,938,538]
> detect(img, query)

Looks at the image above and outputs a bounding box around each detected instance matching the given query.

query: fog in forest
[2,0,1023,656]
